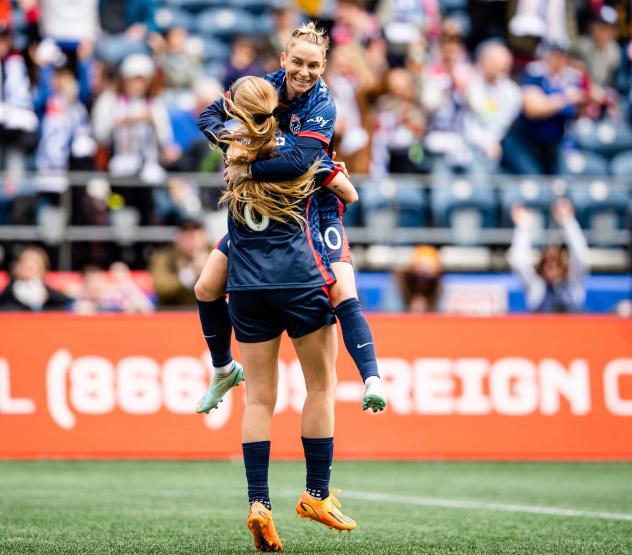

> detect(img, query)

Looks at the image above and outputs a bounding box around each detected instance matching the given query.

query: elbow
[345,189,359,205]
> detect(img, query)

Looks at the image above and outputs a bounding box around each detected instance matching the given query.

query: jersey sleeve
[314,152,337,186]
[197,98,230,147]
[297,95,336,146]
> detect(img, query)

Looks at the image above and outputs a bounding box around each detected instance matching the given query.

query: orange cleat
[247,502,283,552]
[295,489,357,532]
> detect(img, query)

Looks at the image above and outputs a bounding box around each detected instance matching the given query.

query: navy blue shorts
[228,287,336,343]
[320,218,351,264]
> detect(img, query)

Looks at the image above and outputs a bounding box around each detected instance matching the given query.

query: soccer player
[195,22,386,414]
[216,76,357,551]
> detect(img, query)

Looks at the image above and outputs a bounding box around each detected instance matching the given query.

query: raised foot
[196,361,245,414]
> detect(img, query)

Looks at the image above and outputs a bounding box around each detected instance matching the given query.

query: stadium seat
[609,149,632,177]
[201,61,226,82]
[153,7,194,32]
[438,0,468,10]
[166,0,227,14]
[201,36,232,64]
[568,180,630,246]
[430,179,497,245]
[360,176,429,231]
[232,0,277,13]
[569,118,632,159]
[498,178,554,228]
[37,206,67,246]
[195,8,262,38]
[559,150,610,176]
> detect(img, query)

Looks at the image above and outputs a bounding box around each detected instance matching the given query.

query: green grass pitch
[1,461,631,554]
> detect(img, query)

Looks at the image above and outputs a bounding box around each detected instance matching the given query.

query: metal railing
[0,171,630,270]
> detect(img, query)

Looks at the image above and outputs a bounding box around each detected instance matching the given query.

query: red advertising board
[1,314,631,459]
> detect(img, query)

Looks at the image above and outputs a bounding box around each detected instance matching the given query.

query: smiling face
[280,39,326,100]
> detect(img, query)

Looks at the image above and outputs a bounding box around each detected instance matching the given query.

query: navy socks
[197,298,233,368]
[243,441,271,509]
[302,436,333,500]
[334,298,379,382]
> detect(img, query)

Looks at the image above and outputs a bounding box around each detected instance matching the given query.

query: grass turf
[1,461,631,554]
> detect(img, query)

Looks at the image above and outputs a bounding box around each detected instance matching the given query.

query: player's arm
[246,97,337,182]
[248,135,325,180]
[319,165,358,205]
[197,98,231,149]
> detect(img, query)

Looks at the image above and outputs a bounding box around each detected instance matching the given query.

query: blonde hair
[220,76,317,227]
[286,21,329,54]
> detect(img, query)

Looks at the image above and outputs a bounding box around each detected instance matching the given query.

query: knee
[330,285,357,308]
[194,278,224,302]
[306,381,335,400]
[247,393,277,413]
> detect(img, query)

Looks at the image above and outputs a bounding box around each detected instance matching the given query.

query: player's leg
[239,336,283,552]
[195,237,243,413]
[323,220,386,412]
[291,323,356,531]
[230,289,284,552]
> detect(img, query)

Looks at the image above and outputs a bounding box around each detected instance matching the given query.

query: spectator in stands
[223,37,264,90]
[92,53,178,223]
[502,41,584,175]
[32,38,94,113]
[576,7,620,89]
[97,0,160,66]
[73,262,153,313]
[508,0,578,61]
[264,2,302,59]
[0,246,72,311]
[375,0,441,48]
[463,41,522,174]
[327,43,378,173]
[35,63,96,197]
[421,28,473,172]
[509,198,589,313]
[149,219,209,307]
[372,67,426,174]
[332,0,382,46]
[159,24,201,95]
[397,245,442,312]
[165,76,223,174]
[36,0,100,66]
[0,22,38,221]
[92,53,176,182]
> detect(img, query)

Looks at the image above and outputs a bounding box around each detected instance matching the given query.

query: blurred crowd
[0,0,631,313]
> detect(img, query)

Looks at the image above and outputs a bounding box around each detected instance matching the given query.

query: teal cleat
[362,376,387,413]
[196,362,245,413]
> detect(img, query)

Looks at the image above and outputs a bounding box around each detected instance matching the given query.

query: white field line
[340,491,632,523]
[5,487,632,523]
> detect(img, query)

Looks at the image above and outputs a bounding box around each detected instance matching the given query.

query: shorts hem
[234,331,282,343]
[287,314,336,339]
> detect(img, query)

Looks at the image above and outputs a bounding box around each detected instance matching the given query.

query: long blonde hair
[220,76,317,227]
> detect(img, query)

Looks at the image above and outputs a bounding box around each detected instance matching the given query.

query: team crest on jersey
[290,114,301,135]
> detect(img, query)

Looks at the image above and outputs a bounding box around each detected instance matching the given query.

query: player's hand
[331,150,349,178]
[551,198,574,224]
[224,164,250,187]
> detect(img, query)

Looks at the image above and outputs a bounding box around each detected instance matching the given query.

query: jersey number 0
[244,204,270,232]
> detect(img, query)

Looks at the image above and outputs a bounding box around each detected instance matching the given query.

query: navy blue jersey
[196,106,335,291]
[226,189,335,292]
[263,69,342,219]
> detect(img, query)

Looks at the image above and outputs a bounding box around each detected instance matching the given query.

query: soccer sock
[302,436,333,500]
[197,298,233,369]
[334,298,379,382]
[243,441,271,510]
